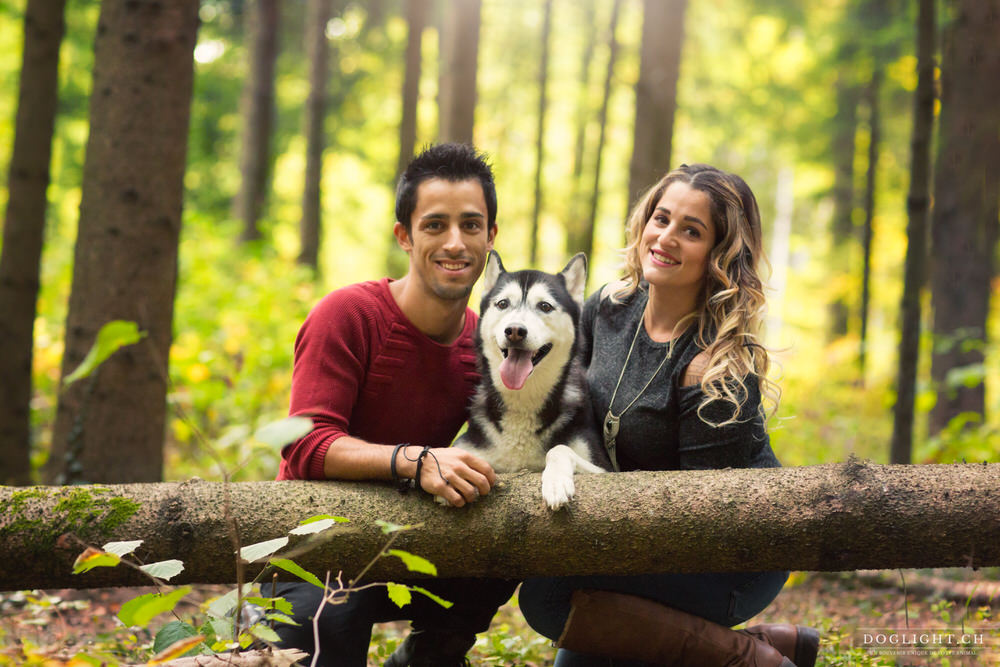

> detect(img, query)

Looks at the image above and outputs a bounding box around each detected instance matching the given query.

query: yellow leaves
[146,635,206,665]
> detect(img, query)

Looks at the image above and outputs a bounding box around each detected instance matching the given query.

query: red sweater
[277,278,480,480]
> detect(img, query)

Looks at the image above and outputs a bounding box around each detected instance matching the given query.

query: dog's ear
[482,250,505,293]
[560,253,587,306]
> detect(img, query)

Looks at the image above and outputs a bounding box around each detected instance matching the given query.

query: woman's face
[639,181,717,298]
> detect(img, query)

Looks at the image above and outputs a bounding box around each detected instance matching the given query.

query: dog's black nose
[504,324,528,342]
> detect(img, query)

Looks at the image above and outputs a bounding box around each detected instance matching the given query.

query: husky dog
[455,251,610,510]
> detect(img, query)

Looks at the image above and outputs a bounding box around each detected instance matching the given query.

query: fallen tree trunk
[1,461,998,590]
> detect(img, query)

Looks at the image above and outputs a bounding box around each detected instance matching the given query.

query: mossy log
[1,461,998,591]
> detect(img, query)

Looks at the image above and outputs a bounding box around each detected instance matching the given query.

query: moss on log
[1,461,998,591]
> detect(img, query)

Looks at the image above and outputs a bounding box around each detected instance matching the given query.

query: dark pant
[263,578,518,667]
[518,570,789,667]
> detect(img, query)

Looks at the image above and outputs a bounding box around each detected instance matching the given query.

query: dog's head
[477,251,587,392]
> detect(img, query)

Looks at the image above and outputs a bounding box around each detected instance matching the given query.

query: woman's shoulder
[585,280,644,318]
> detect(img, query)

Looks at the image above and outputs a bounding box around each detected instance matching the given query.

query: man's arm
[323,437,496,507]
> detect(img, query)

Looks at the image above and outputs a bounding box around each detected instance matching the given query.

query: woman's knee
[518,578,573,641]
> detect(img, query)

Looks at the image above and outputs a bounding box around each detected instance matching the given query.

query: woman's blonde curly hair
[614,164,779,425]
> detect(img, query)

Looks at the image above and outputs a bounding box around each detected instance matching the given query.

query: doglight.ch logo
[857,626,1000,661]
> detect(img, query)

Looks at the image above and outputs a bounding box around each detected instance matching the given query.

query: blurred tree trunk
[827,71,860,340]
[437,0,480,144]
[858,70,880,383]
[397,0,429,179]
[928,0,1000,435]
[582,0,622,289]
[234,0,280,243]
[298,0,332,272]
[564,0,597,258]
[529,0,553,266]
[46,0,200,485]
[627,0,686,211]
[0,0,66,486]
[890,0,936,464]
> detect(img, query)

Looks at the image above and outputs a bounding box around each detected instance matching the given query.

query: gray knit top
[580,286,780,472]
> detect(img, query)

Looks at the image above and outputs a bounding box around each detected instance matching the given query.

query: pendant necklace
[602,307,675,472]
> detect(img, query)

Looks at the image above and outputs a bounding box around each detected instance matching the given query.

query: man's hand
[415,446,496,507]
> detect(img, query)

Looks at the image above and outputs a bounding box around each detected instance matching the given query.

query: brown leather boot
[558,590,794,666]
[739,624,819,667]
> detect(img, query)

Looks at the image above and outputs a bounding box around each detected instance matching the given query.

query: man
[270,143,517,667]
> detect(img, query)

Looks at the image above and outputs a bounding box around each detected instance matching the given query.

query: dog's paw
[541,468,575,510]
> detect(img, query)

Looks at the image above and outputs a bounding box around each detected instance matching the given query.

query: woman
[519,164,818,666]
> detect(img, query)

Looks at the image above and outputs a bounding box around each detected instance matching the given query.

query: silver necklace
[602,310,675,472]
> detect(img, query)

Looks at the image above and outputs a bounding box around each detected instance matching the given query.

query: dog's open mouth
[499,343,553,390]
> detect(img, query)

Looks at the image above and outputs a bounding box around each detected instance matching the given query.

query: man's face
[394,178,496,302]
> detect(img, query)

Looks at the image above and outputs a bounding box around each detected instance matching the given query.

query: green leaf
[239,537,289,563]
[249,623,281,643]
[289,517,347,535]
[153,620,202,656]
[265,612,299,626]
[385,549,437,576]
[253,416,314,448]
[140,559,185,581]
[246,595,293,615]
[102,540,143,558]
[386,582,412,608]
[72,549,121,574]
[117,586,192,628]
[409,586,453,609]
[64,320,147,386]
[206,584,253,619]
[375,519,420,535]
[269,557,324,588]
[299,514,350,525]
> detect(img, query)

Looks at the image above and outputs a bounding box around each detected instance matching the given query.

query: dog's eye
[495,298,509,310]
[537,301,554,313]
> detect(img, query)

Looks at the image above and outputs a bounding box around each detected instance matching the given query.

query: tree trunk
[397,0,429,180]
[928,0,1000,435]
[234,0,281,243]
[45,0,200,485]
[627,0,686,211]
[564,0,597,258]
[4,462,999,590]
[827,71,860,340]
[858,69,880,383]
[890,0,936,464]
[437,0,480,144]
[298,0,332,272]
[529,0,553,266]
[0,0,66,486]
[582,0,623,289]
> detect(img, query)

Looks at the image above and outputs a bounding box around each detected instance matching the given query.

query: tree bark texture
[858,70,880,383]
[298,0,332,271]
[827,71,859,340]
[627,0,686,211]
[397,0,429,180]
[529,0,553,266]
[890,0,936,464]
[437,0,480,144]
[0,0,66,486]
[235,0,280,243]
[46,0,200,485]
[3,462,999,591]
[928,0,1000,435]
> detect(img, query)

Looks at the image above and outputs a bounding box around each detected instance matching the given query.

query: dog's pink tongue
[499,349,534,390]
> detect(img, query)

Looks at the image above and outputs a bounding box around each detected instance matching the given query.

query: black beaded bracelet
[391,443,410,492]
[412,445,432,493]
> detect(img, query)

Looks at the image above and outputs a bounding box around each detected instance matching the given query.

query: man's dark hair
[395,143,498,233]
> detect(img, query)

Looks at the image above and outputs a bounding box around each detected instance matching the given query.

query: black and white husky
[455,251,611,510]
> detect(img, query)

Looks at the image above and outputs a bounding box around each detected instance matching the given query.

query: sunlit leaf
[117,586,191,628]
[299,514,349,525]
[72,547,121,574]
[206,584,253,619]
[102,540,143,558]
[375,519,420,534]
[269,557,324,588]
[64,320,147,385]
[385,549,437,576]
[289,518,341,535]
[266,612,299,626]
[140,559,185,581]
[253,416,314,448]
[410,585,453,609]
[249,623,281,643]
[246,595,293,615]
[386,582,412,608]
[239,536,289,563]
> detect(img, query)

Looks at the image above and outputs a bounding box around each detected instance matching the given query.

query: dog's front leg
[541,445,579,510]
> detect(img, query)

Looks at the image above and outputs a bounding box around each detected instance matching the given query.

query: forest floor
[1,569,998,666]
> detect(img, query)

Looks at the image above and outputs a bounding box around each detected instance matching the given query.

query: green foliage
[62,320,147,386]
